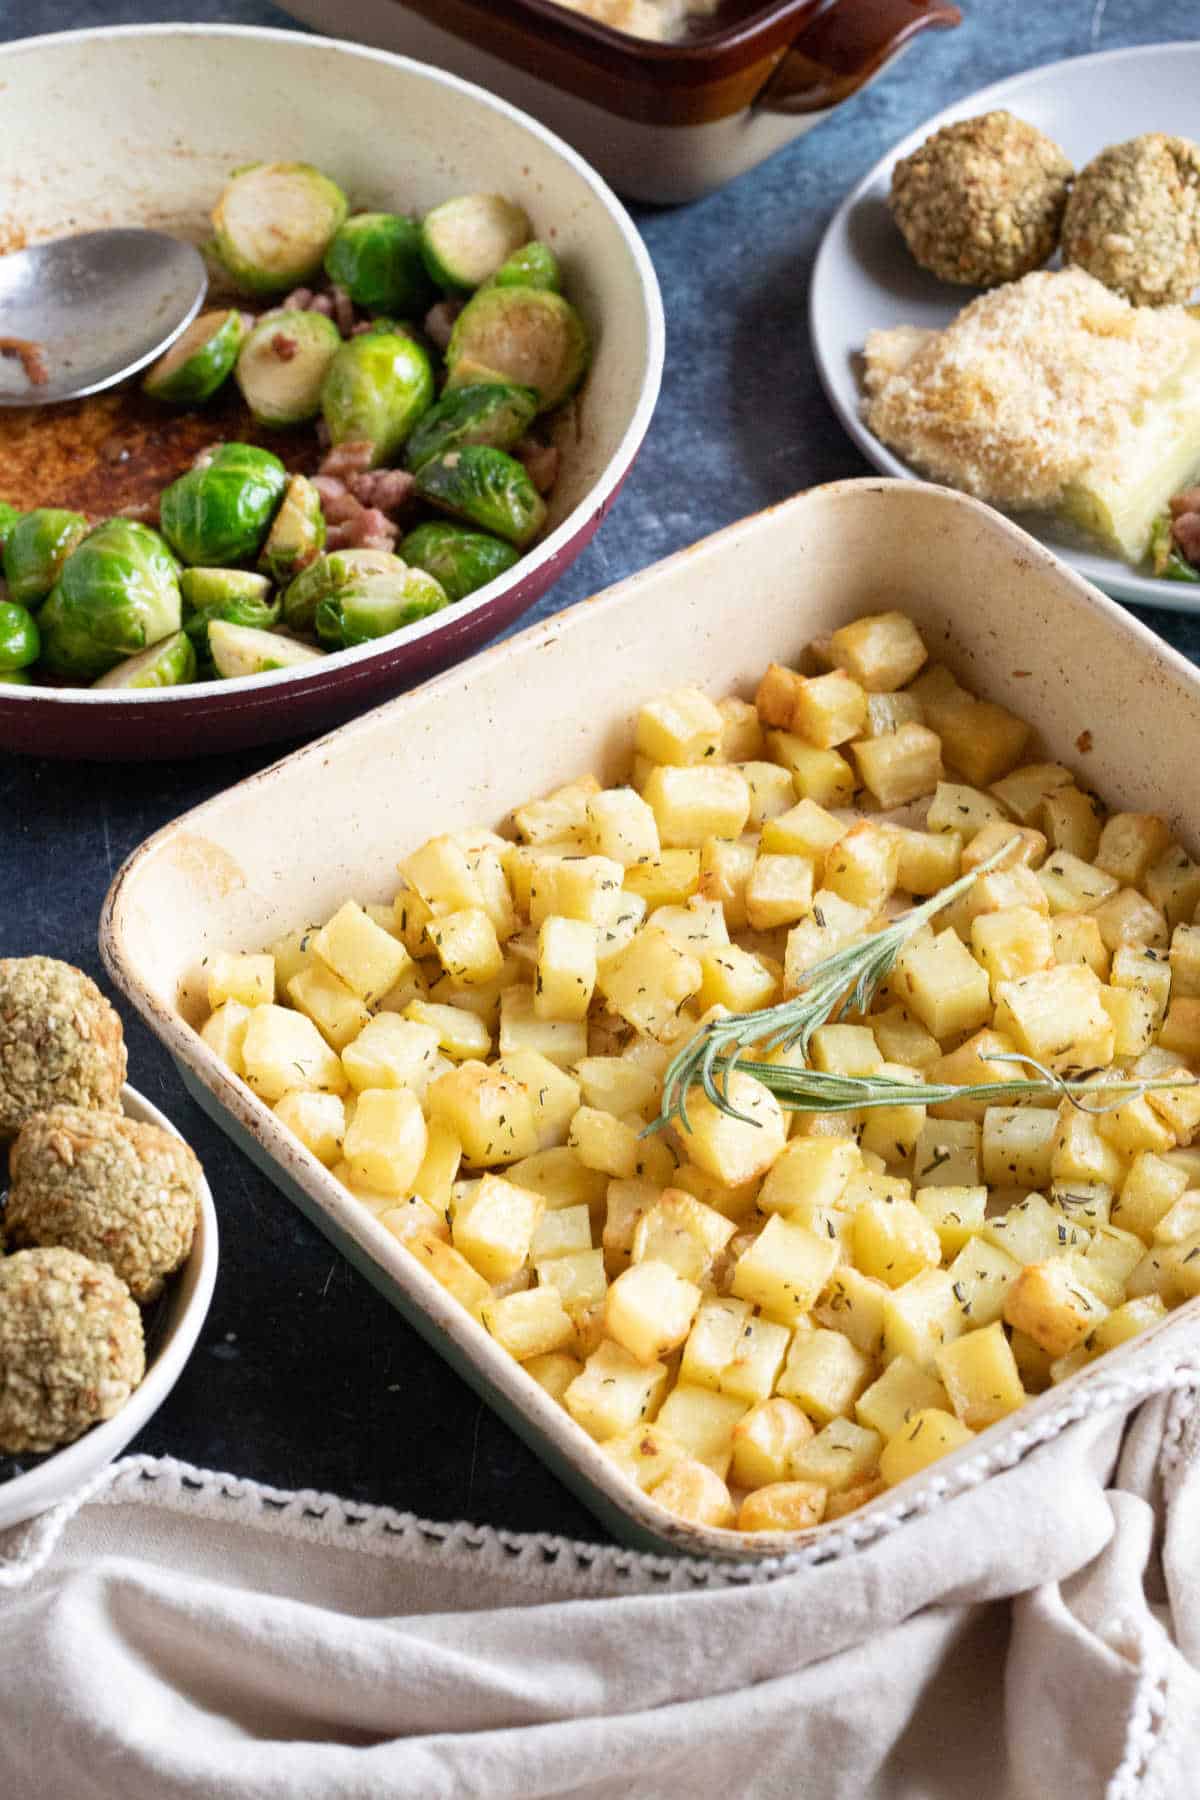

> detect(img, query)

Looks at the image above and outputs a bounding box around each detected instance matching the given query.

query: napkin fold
[3,1351,1200,1800]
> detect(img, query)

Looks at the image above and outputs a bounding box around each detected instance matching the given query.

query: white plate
[0,1084,218,1530]
[810,42,1200,614]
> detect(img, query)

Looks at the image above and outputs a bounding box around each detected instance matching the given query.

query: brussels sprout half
[211,161,349,297]
[404,381,538,472]
[160,443,288,567]
[314,567,448,649]
[0,501,24,553]
[4,509,89,609]
[320,331,435,466]
[398,522,519,603]
[446,287,590,413]
[0,600,39,672]
[181,568,280,661]
[42,520,182,680]
[258,474,326,584]
[282,548,407,635]
[143,308,246,405]
[412,446,547,549]
[93,630,198,690]
[484,241,561,293]
[324,212,434,315]
[236,310,342,427]
[208,620,325,680]
[419,194,531,293]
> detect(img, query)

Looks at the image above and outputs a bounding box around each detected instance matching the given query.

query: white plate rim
[809,39,1200,615]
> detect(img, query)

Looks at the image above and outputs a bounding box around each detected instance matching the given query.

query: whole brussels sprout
[398,522,518,602]
[160,443,288,567]
[236,311,342,427]
[484,241,561,293]
[412,446,546,548]
[314,567,448,649]
[324,213,435,315]
[404,381,538,472]
[4,508,89,608]
[258,474,325,584]
[320,331,435,466]
[0,600,39,672]
[281,548,407,635]
[41,520,182,681]
[181,567,281,660]
[0,501,23,553]
[211,161,349,297]
[143,308,246,405]
[446,287,590,412]
[419,194,530,292]
[93,630,197,690]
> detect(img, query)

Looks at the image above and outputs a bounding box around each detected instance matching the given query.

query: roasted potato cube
[1096,812,1172,886]
[990,762,1073,827]
[207,950,274,1010]
[606,1260,702,1363]
[737,1481,827,1533]
[654,1383,748,1478]
[427,1059,538,1167]
[342,1014,441,1094]
[601,1422,688,1492]
[1099,984,1160,1057]
[731,1215,839,1324]
[536,1248,607,1317]
[1093,888,1167,955]
[642,764,750,848]
[343,1087,428,1194]
[935,1321,1025,1429]
[718,695,764,762]
[529,854,626,930]
[405,1228,491,1312]
[993,965,1115,1073]
[288,965,372,1052]
[791,669,867,748]
[1003,1260,1109,1356]
[731,1396,814,1489]
[598,926,702,1041]
[201,998,252,1076]
[652,1459,736,1528]
[745,853,816,930]
[824,822,901,912]
[829,610,926,692]
[758,1138,861,1216]
[944,1236,1021,1328]
[755,662,805,728]
[926,782,1011,842]
[776,1328,874,1425]
[636,686,724,767]
[1052,913,1110,980]
[633,1189,736,1283]
[274,1090,345,1166]
[971,907,1053,995]
[853,1196,942,1288]
[886,827,963,898]
[960,821,1047,874]
[737,760,797,826]
[872,1006,941,1072]
[1112,1152,1190,1242]
[479,1285,575,1359]
[855,1355,950,1440]
[1038,853,1120,915]
[790,1416,882,1491]
[673,1072,787,1188]
[564,1339,669,1441]
[915,1185,987,1256]
[1039,787,1103,861]
[913,1119,982,1187]
[697,837,756,929]
[242,1004,347,1101]
[765,731,855,806]
[512,775,600,847]
[879,1408,974,1486]
[813,1265,889,1357]
[405,998,492,1060]
[1145,846,1200,930]
[894,928,992,1039]
[980,1108,1057,1190]
[426,908,504,987]
[937,697,1030,787]
[851,723,943,810]
[862,691,925,738]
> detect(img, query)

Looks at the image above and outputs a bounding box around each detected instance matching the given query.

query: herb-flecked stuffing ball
[0,957,126,1142]
[1062,133,1200,306]
[0,1247,145,1454]
[6,1106,201,1303]
[889,110,1074,287]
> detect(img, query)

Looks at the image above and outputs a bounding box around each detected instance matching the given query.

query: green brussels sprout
[181,568,281,660]
[446,287,590,412]
[4,508,89,608]
[1149,511,1200,582]
[314,567,448,649]
[143,308,246,404]
[41,521,182,680]
[419,194,531,292]
[211,161,349,296]
[282,548,407,634]
[484,241,561,293]
[320,331,435,466]
[0,600,39,671]
[0,501,24,553]
[208,620,326,680]
[93,630,198,690]
[399,522,519,602]
[160,443,288,567]
[0,669,30,686]
[412,446,546,548]
[235,310,342,427]
[404,381,538,472]
[324,212,435,315]
[258,474,326,584]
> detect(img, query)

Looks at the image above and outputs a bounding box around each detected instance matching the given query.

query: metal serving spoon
[0,229,208,407]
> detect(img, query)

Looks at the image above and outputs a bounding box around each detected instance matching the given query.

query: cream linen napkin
[3,1348,1200,1800]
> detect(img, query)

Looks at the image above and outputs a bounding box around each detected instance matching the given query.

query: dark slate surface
[4,0,1200,1543]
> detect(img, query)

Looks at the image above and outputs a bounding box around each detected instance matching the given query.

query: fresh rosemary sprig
[656,841,1012,1134]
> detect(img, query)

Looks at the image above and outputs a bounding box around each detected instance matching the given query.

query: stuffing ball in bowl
[5,1105,201,1303]
[0,1246,145,1456]
[0,956,126,1142]
[889,110,1073,286]
[1062,133,1200,306]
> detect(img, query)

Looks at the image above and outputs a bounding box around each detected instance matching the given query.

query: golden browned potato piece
[1062,134,1200,306]
[0,1247,145,1454]
[890,110,1073,287]
[6,1106,201,1303]
[0,957,126,1142]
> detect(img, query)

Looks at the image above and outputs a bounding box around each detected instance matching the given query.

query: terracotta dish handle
[756,0,962,116]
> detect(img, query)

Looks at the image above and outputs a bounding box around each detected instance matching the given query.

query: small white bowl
[0,1084,217,1531]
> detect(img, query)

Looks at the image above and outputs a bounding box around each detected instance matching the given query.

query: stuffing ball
[0,1247,144,1454]
[889,110,1074,286]
[0,957,126,1143]
[1062,134,1200,306]
[6,1105,201,1303]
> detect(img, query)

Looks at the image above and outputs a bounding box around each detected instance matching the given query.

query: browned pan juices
[0,380,319,517]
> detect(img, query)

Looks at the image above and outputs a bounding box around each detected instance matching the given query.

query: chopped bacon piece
[424,299,463,352]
